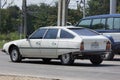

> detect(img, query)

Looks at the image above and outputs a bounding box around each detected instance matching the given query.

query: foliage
[0,32,20,48]
[87,0,120,16]
[0,6,21,34]
[26,3,82,34]
[87,0,110,16]
[117,0,120,13]
[1,1,120,36]
[0,32,20,41]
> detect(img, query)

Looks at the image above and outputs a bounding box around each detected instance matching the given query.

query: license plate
[91,42,99,49]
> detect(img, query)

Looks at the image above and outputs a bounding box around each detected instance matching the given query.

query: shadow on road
[18,59,120,68]
[105,58,120,62]
[113,58,120,61]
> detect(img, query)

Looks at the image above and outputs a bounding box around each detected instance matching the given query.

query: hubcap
[11,50,18,61]
[62,54,70,63]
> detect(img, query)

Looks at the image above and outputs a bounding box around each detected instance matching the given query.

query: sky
[1,0,80,9]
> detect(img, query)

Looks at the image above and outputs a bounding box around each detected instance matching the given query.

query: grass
[0,32,22,48]
[0,40,7,48]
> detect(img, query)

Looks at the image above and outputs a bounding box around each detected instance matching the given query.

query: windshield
[69,28,99,36]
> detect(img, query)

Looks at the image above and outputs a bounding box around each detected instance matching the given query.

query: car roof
[40,26,83,29]
[82,14,120,19]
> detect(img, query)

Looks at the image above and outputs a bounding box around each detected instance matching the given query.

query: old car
[2,26,111,65]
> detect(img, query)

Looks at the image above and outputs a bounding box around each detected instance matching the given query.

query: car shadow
[17,59,120,67]
[107,58,120,62]
[104,58,120,62]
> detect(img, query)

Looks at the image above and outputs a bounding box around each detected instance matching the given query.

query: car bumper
[1,49,5,52]
[74,50,110,55]
[1,49,8,54]
[81,51,108,55]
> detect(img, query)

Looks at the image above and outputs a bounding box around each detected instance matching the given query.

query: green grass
[0,32,22,48]
[0,40,7,48]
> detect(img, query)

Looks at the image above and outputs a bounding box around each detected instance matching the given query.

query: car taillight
[80,42,84,51]
[106,41,111,51]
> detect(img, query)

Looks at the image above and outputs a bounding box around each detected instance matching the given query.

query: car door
[20,28,47,57]
[40,28,59,58]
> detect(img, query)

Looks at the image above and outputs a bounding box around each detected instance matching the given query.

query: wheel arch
[58,52,72,59]
[8,44,19,54]
[104,35,114,44]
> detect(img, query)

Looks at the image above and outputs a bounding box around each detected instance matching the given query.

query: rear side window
[106,18,114,30]
[78,19,91,28]
[114,18,120,30]
[60,30,74,39]
[92,19,105,30]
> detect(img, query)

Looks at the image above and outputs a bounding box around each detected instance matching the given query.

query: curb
[0,74,59,80]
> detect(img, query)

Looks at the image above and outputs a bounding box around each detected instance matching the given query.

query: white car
[2,26,111,65]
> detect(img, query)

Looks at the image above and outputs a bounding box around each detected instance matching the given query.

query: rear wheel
[10,47,22,62]
[90,55,103,65]
[60,53,74,65]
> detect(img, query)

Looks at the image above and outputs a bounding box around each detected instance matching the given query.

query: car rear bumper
[81,51,108,55]
[73,50,109,55]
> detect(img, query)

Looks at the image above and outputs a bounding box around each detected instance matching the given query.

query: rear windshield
[69,28,99,36]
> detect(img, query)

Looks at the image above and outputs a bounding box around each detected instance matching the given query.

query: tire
[104,52,115,60]
[10,47,22,62]
[42,58,51,63]
[90,55,103,65]
[60,53,74,65]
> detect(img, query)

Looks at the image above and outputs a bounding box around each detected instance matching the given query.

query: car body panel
[40,39,58,58]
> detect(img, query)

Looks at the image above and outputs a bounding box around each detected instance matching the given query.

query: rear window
[69,28,99,36]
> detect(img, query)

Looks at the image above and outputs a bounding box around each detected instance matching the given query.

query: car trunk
[81,36,107,51]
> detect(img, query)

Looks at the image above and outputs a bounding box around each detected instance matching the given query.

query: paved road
[0,51,120,80]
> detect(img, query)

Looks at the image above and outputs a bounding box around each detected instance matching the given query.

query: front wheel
[60,53,74,65]
[10,47,22,62]
[90,55,103,65]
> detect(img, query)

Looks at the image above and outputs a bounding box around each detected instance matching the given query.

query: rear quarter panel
[57,38,81,56]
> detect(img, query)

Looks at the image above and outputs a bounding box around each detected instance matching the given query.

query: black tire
[104,52,115,60]
[10,47,22,62]
[90,55,103,65]
[60,53,74,65]
[42,58,51,63]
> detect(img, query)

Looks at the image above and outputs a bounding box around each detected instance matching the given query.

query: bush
[0,32,20,48]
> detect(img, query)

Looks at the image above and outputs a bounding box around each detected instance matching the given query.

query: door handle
[36,42,41,45]
[52,42,56,45]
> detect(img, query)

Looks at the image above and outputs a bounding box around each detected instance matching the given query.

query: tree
[117,0,120,13]
[68,9,82,25]
[0,3,82,34]
[0,6,21,33]
[87,0,110,16]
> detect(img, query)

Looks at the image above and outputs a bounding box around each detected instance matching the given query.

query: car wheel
[10,47,22,62]
[90,55,103,65]
[60,53,74,65]
[42,58,51,63]
[104,52,114,60]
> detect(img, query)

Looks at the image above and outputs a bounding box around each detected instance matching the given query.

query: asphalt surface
[0,51,120,80]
